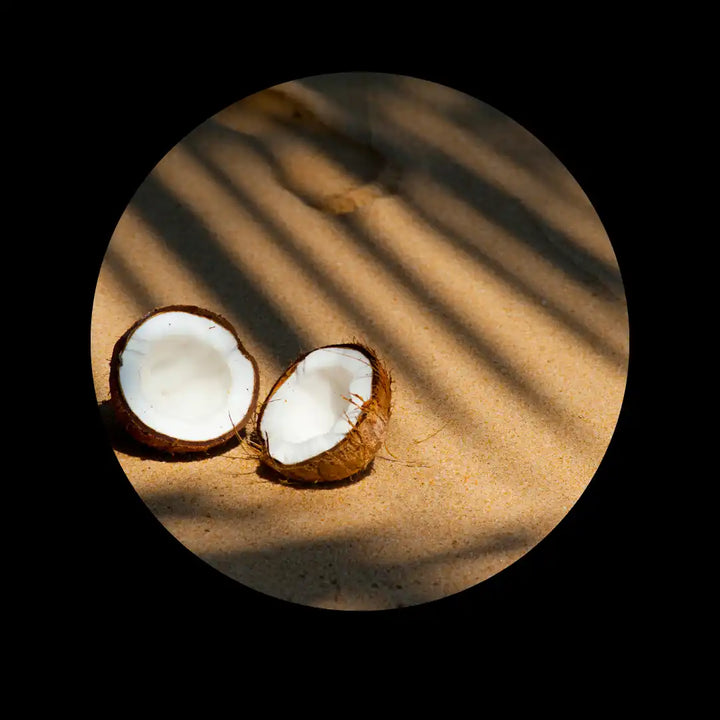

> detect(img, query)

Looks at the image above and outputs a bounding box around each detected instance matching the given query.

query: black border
[72,59,645,649]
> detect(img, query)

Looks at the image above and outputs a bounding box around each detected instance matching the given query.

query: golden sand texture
[91,72,629,610]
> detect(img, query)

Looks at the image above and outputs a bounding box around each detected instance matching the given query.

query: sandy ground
[90,72,629,611]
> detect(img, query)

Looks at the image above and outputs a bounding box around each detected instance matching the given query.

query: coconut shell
[253,343,392,482]
[109,305,259,454]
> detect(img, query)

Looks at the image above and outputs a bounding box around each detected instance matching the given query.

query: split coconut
[109,305,259,454]
[109,308,392,481]
[250,343,392,483]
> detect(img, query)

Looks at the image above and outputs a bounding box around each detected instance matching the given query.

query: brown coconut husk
[109,305,259,455]
[249,343,392,483]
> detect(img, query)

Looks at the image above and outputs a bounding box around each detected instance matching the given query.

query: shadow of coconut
[97,399,242,463]
[253,457,377,490]
[98,398,378,482]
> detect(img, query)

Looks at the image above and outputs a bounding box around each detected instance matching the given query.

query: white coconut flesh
[260,347,374,465]
[117,311,256,442]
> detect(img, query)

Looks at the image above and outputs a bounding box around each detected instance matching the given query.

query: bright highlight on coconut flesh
[259,347,373,465]
[117,311,257,443]
[110,307,390,479]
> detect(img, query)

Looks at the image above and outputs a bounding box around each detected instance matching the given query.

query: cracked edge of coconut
[109,305,260,454]
[249,343,392,483]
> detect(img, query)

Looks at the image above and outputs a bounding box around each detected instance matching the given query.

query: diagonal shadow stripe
[396,192,629,368]
[296,74,626,302]
[203,116,627,372]
[102,243,161,314]
[333,211,595,426]
[368,72,579,202]
[182,128,487,433]
[200,521,535,609]
[129,173,307,366]
[193,119,613,433]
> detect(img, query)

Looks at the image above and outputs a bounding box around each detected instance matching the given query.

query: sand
[90,72,629,611]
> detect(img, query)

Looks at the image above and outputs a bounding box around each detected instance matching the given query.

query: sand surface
[90,72,629,610]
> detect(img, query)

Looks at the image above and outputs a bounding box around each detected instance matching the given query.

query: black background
[61,49,653,662]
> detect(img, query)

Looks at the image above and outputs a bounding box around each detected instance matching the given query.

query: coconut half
[252,343,392,483]
[109,305,259,454]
